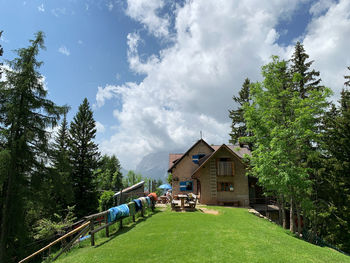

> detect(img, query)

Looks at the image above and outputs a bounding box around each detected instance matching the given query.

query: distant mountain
[135,151,170,181]
[120,167,129,176]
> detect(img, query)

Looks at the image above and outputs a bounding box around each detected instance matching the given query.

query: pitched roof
[168,139,214,172]
[191,144,250,177]
[113,181,145,197]
[211,145,251,158]
[168,153,183,169]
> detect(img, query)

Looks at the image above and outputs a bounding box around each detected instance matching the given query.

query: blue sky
[1,0,349,170]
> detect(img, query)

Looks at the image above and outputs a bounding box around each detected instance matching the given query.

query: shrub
[99,191,115,211]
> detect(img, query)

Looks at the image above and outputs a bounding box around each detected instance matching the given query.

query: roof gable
[168,139,214,172]
[191,144,249,177]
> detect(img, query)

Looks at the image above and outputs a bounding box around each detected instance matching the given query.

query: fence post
[105,213,109,237]
[90,220,95,246]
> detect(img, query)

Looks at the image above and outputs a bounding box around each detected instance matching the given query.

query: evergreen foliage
[0,32,66,262]
[345,66,350,87]
[95,154,123,192]
[69,98,100,218]
[319,87,350,252]
[48,111,74,215]
[229,78,252,147]
[290,41,322,98]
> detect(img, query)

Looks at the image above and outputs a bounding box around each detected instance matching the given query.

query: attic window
[192,154,205,164]
[217,158,234,176]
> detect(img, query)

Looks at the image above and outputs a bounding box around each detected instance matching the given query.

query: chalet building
[168,139,259,206]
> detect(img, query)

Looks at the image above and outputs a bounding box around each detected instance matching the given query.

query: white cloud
[309,0,335,16]
[304,0,350,98]
[38,3,45,12]
[97,0,350,169]
[125,0,170,38]
[95,121,106,133]
[58,45,70,56]
[107,2,114,11]
[51,8,67,17]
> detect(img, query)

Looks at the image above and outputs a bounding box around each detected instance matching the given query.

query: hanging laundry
[128,201,136,216]
[133,199,142,212]
[107,204,130,223]
[145,196,151,207]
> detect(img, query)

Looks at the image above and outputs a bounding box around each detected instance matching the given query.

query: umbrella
[158,183,172,190]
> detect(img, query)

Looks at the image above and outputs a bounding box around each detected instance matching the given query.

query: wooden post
[105,213,109,237]
[90,220,95,246]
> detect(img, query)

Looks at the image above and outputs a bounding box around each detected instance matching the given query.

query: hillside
[56,207,349,263]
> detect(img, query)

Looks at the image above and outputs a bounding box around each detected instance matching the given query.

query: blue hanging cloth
[133,199,142,212]
[108,204,130,223]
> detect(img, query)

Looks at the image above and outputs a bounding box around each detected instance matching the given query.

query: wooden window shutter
[231,161,235,176]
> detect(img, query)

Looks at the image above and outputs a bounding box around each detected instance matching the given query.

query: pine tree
[0,32,65,262]
[69,98,100,218]
[49,110,74,215]
[96,154,123,191]
[290,41,322,99]
[320,88,350,252]
[345,66,350,87]
[229,78,251,147]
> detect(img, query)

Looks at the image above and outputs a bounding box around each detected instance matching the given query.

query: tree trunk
[296,205,302,235]
[290,197,295,233]
[0,167,14,263]
[281,195,286,229]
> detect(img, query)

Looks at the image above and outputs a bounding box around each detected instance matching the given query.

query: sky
[1,0,349,170]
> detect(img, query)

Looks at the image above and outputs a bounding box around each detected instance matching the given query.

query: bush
[99,191,115,211]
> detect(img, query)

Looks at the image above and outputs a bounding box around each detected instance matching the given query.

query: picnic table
[177,194,188,209]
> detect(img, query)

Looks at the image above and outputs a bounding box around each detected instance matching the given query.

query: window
[180,181,193,191]
[217,158,234,176]
[192,154,205,164]
[217,182,234,192]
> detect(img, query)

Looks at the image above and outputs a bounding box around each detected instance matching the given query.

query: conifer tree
[0,32,65,262]
[49,110,74,215]
[345,66,350,87]
[69,98,100,218]
[95,154,123,191]
[290,41,322,98]
[229,78,251,147]
[321,88,350,252]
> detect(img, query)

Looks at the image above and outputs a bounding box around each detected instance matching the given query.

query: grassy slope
[56,207,350,263]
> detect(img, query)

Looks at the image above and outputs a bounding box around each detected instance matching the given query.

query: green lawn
[56,207,350,263]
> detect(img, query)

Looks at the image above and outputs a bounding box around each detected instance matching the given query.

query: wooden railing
[19,200,155,262]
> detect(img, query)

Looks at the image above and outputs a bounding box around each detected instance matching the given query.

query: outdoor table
[177,194,188,209]
[160,196,168,204]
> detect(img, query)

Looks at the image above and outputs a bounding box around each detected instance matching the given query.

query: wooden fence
[19,199,155,263]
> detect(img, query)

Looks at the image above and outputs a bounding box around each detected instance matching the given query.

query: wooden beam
[18,221,90,263]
